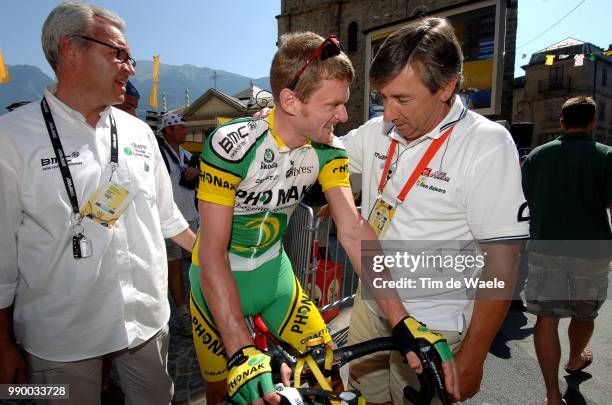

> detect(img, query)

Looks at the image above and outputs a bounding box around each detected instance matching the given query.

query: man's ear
[560,118,567,131]
[439,75,459,104]
[278,88,300,116]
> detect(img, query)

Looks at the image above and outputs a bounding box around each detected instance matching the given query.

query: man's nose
[382,100,397,123]
[336,104,348,123]
[123,61,135,76]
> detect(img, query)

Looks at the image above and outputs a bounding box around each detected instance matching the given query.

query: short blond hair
[270,32,354,102]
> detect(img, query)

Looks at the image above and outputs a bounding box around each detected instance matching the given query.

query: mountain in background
[0,65,55,112]
[0,61,270,115]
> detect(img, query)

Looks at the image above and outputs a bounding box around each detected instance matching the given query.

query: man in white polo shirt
[343,17,529,403]
[0,3,195,404]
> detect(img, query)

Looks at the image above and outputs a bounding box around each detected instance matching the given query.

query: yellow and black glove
[226,345,275,405]
[392,316,453,362]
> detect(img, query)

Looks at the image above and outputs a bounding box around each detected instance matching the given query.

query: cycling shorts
[189,250,331,382]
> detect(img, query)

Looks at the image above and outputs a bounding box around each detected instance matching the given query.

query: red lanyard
[377,125,455,203]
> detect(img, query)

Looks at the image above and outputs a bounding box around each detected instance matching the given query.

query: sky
[0,0,610,80]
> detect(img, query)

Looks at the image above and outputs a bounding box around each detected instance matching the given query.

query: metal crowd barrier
[282,202,359,319]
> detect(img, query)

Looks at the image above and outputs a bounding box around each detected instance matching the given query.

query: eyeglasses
[77,35,136,67]
[288,35,343,90]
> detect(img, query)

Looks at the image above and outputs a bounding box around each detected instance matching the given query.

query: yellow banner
[0,49,11,84]
[216,116,233,126]
[545,54,555,66]
[149,55,160,109]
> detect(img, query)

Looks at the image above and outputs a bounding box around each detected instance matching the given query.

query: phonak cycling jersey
[192,108,350,271]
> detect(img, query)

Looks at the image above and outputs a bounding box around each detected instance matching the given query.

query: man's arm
[0,144,26,383]
[324,186,407,325]
[324,186,459,400]
[171,227,197,252]
[454,242,520,401]
[0,306,26,383]
[197,200,251,356]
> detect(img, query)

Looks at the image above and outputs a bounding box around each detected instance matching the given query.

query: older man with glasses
[0,3,195,404]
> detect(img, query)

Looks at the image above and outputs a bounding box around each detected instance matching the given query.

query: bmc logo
[40,151,80,167]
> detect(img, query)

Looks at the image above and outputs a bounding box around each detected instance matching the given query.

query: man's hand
[0,343,26,384]
[454,348,484,401]
[392,316,459,401]
[227,346,280,405]
[183,167,198,181]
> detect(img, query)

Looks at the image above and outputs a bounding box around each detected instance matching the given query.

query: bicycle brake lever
[403,341,451,405]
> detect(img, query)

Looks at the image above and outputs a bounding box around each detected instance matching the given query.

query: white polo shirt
[0,86,188,361]
[342,96,529,331]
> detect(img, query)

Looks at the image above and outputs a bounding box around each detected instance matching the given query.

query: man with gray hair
[342,17,528,403]
[0,2,195,404]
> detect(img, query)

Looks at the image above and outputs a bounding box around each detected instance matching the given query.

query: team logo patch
[264,148,274,163]
[124,147,133,155]
[210,120,267,162]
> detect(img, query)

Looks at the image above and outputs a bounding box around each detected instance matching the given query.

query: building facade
[277,0,518,134]
[173,84,273,153]
[513,38,612,146]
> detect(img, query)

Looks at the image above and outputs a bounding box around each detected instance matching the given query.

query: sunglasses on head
[288,35,343,91]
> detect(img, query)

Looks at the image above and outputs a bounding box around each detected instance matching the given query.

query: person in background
[115,79,139,116]
[0,3,195,404]
[522,96,612,405]
[158,112,199,337]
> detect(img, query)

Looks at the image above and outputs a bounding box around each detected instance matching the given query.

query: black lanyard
[40,97,118,216]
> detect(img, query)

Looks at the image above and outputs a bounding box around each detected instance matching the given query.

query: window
[602,68,608,87]
[348,22,358,53]
[549,67,564,89]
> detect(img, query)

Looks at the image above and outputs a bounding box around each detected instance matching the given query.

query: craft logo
[255,174,279,184]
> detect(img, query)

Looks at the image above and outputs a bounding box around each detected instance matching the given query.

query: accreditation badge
[368,197,396,237]
[81,180,133,228]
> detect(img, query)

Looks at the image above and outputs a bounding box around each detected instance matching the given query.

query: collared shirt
[193,109,350,271]
[159,140,199,222]
[0,86,188,361]
[522,131,612,257]
[342,96,529,331]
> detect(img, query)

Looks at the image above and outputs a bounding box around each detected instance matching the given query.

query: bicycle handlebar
[297,337,450,405]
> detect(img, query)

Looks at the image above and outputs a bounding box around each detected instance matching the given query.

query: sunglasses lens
[320,38,342,61]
